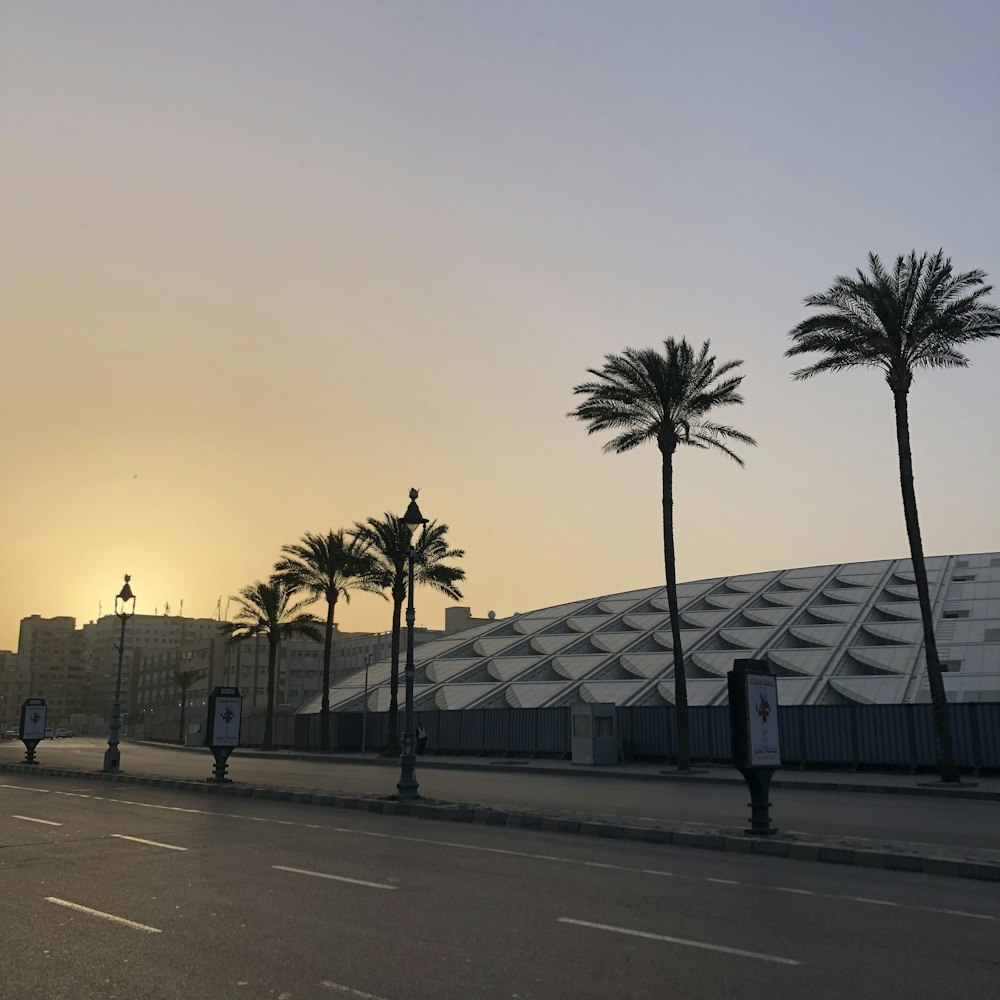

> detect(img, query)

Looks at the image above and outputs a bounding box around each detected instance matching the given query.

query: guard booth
[571,703,617,765]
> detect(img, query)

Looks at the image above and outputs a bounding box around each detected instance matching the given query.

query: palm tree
[274,530,382,751]
[569,338,756,770]
[219,577,322,750]
[172,668,205,744]
[353,513,465,755]
[786,250,1000,783]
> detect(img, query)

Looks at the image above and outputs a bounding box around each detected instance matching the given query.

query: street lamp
[103,574,136,772]
[396,487,427,800]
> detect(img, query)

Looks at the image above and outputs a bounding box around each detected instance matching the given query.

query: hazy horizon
[2,1,997,652]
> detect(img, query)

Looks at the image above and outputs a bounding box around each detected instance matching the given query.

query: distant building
[0,649,29,730]
[16,616,87,724]
[304,554,1000,712]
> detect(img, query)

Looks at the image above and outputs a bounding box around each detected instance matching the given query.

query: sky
[1,0,998,651]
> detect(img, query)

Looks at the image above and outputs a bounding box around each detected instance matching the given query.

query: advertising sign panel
[745,672,780,767]
[20,699,47,741]
[207,688,242,748]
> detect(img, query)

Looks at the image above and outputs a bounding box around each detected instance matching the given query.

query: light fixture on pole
[397,487,427,800]
[103,574,137,773]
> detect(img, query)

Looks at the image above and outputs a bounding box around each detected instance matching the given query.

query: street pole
[103,575,136,773]
[361,653,371,755]
[397,488,427,800]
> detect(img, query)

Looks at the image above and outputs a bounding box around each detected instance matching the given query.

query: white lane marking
[320,981,390,999]
[111,834,187,851]
[12,815,62,826]
[273,866,398,890]
[844,896,899,907]
[558,917,802,966]
[44,897,161,934]
[5,782,997,923]
[706,877,740,885]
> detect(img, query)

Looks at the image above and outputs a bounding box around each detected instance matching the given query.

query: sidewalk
[4,740,997,883]
[209,744,1000,801]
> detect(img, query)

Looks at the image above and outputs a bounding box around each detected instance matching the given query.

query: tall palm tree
[786,250,1000,783]
[569,338,756,770]
[219,577,322,750]
[353,513,465,755]
[172,668,205,744]
[274,530,382,751]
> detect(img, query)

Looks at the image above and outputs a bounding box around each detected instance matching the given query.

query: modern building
[0,650,29,731]
[303,553,1000,713]
[15,616,88,724]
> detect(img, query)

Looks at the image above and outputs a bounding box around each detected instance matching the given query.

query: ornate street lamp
[397,488,427,800]
[103,574,136,773]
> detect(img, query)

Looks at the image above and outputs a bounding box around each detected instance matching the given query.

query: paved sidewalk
[186,742,1000,801]
[2,741,998,883]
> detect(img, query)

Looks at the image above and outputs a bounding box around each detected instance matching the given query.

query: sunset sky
[1,0,997,652]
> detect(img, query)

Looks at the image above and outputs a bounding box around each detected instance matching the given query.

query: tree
[569,338,755,769]
[274,530,382,751]
[786,250,1000,783]
[353,513,465,755]
[219,577,322,750]
[172,668,205,744]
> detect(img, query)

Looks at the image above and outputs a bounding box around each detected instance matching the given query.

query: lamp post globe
[397,488,427,800]
[103,574,136,773]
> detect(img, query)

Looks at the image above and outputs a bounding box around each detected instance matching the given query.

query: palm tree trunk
[385,593,403,755]
[892,387,959,782]
[661,447,690,770]
[320,597,335,752]
[178,692,186,744]
[263,639,278,751]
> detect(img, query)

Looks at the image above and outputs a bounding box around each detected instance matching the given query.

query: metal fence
[146,702,1000,771]
[278,703,1000,771]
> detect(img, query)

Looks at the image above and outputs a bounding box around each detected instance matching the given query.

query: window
[952,575,975,582]
[942,609,970,619]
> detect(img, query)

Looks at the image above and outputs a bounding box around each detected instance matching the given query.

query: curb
[2,761,998,884]
[129,741,1000,802]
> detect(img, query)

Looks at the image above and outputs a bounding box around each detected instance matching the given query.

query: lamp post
[103,574,136,772]
[361,653,371,755]
[396,488,427,800]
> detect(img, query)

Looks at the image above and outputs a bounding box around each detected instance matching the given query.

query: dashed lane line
[44,897,162,934]
[12,815,62,826]
[320,981,391,999]
[111,834,188,851]
[557,917,802,966]
[273,865,398,890]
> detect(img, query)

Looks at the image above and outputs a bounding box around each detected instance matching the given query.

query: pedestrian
[417,723,428,755]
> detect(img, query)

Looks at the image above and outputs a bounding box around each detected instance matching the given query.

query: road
[4,737,998,860]
[1,770,997,1000]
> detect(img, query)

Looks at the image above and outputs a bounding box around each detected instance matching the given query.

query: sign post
[727,659,780,835]
[205,686,242,783]
[19,698,47,765]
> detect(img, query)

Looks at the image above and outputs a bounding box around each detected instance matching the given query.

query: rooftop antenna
[164,601,171,616]
[216,596,222,620]
[179,599,183,617]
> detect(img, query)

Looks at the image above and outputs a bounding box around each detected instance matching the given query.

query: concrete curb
[3,760,998,884]
[128,740,1000,802]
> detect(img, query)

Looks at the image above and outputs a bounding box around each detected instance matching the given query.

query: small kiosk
[570,703,617,765]
[19,698,47,765]
[205,686,243,783]
[727,659,780,835]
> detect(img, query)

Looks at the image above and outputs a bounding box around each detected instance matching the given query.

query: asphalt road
[5,738,998,859]
[1,771,998,1000]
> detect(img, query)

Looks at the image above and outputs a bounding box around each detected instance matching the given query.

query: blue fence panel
[537,708,570,754]
[508,710,536,753]
[459,710,485,752]
[482,711,510,752]
[908,705,940,767]
[856,705,911,766]
[800,706,855,765]
[436,711,463,751]
[620,706,676,757]
[974,703,1000,768]
[777,706,803,764]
